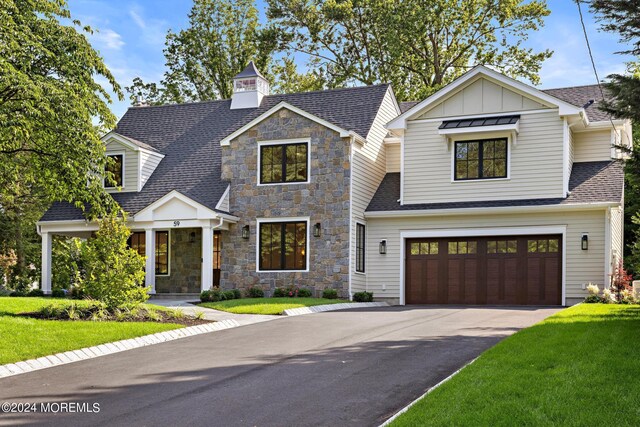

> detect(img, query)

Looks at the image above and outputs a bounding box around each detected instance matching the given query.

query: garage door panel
[406,235,561,306]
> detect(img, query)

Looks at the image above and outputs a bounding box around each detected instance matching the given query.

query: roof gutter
[364,201,620,219]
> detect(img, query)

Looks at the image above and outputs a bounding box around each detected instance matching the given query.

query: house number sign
[173,221,180,227]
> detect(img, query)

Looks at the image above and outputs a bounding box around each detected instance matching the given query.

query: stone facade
[156,228,201,293]
[220,109,351,297]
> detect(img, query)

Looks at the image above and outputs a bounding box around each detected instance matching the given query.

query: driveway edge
[0,319,241,379]
[282,301,389,316]
[379,356,479,426]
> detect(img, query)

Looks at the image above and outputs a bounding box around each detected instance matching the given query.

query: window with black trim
[155,231,169,275]
[260,143,308,184]
[259,221,307,270]
[106,154,124,187]
[356,223,365,273]
[455,138,507,180]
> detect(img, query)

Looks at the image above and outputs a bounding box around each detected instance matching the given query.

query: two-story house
[38,64,627,305]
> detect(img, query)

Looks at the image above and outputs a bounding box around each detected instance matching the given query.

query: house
[38,64,628,305]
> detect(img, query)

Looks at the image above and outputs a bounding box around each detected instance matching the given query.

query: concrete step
[149,293,200,300]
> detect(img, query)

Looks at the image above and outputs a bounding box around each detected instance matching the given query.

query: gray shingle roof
[41,84,390,222]
[113,132,159,152]
[399,101,419,113]
[542,85,610,122]
[366,161,623,213]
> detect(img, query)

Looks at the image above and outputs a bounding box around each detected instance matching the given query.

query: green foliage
[200,287,224,302]
[246,287,265,298]
[353,291,373,302]
[74,216,148,308]
[0,0,120,219]
[232,289,242,299]
[270,57,327,94]
[297,288,312,297]
[267,0,552,101]
[272,285,312,297]
[322,288,338,299]
[273,287,287,297]
[222,290,237,300]
[51,288,66,298]
[27,289,44,297]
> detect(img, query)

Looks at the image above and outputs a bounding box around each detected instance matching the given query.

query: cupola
[230,61,269,109]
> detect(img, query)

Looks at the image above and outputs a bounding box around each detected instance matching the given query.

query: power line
[575,0,631,151]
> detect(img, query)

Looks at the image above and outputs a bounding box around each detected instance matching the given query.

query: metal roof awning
[438,115,520,136]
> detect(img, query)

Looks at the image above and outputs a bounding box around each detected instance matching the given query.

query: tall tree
[0,0,121,286]
[588,0,640,273]
[126,0,276,104]
[267,0,552,101]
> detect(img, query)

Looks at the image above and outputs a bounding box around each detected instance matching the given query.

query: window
[259,221,307,270]
[448,241,477,255]
[155,231,169,275]
[235,78,256,92]
[528,239,559,253]
[213,231,221,270]
[455,138,507,180]
[487,240,517,254]
[356,223,365,273]
[106,154,124,187]
[127,231,169,275]
[410,241,439,255]
[260,143,308,184]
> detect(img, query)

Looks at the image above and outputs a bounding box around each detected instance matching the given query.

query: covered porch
[38,191,237,295]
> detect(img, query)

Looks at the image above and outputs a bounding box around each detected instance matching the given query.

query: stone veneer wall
[220,109,351,297]
[156,227,201,293]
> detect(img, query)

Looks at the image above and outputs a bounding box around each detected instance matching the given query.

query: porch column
[41,232,52,294]
[145,228,156,294]
[201,225,213,291]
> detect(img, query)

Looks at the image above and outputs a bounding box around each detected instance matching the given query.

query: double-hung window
[128,230,169,275]
[106,154,124,187]
[259,221,307,271]
[260,142,308,184]
[454,138,507,180]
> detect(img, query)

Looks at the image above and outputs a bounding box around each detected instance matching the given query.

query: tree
[270,57,327,94]
[126,0,276,104]
[588,0,640,273]
[267,0,552,101]
[124,77,165,106]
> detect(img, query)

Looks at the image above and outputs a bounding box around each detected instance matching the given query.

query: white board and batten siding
[365,209,608,304]
[572,129,613,162]
[350,88,399,293]
[403,110,565,204]
[105,140,139,193]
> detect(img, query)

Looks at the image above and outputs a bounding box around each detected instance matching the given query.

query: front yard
[0,297,182,365]
[391,304,640,426]
[200,297,348,315]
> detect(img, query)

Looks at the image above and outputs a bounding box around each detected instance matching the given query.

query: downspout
[347,136,354,301]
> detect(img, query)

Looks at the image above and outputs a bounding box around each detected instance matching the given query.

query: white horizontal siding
[140,151,163,190]
[350,88,398,293]
[403,110,564,203]
[365,209,608,302]
[573,129,612,162]
[386,143,401,172]
[105,140,138,193]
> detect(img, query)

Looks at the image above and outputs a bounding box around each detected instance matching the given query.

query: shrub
[322,288,338,299]
[222,290,236,300]
[200,290,212,302]
[353,291,374,302]
[75,216,148,308]
[51,288,66,298]
[246,287,264,298]
[201,287,223,302]
[9,290,25,297]
[610,259,633,300]
[297,288,313,298]
[232,289,242,299]
[69,285,85,299]
[273,287,287,297]
[27,288,44,297]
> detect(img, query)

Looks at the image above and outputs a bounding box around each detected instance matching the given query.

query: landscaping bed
[0,297,185,365]
[199,297,348,315]
[390,304,640,426]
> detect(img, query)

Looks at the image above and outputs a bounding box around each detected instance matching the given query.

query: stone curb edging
[282,301,389,316]
[378,357,479,426]
[0,319,241,380]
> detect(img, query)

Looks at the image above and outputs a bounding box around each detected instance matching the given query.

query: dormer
[230,61,269,110]
[103,131,164,192]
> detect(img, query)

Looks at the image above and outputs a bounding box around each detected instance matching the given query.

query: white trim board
[398,225,568,306]
[104,150,125,191]
[256,138,311,186]
[255,216,311,273]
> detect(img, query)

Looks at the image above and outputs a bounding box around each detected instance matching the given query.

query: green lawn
[200,297,347,315]
[391,304,640,426]
[0,297,182,365]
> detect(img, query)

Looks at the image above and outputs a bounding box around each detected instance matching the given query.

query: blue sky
[67,0,634,119]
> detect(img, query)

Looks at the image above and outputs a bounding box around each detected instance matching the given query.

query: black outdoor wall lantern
[189,231,196,243]
[581,234,589,250]
[313,223,321,237]
[379,239,387,254]
[242,225,250,239]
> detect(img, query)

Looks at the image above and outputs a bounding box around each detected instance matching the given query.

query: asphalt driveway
[0,305,560,427]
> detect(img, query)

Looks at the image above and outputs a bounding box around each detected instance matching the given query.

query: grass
[391,304,640,427]
[199,297,347,315]
[0,297,182,365]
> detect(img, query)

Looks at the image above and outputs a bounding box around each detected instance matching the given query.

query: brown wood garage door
[405,235,562,305]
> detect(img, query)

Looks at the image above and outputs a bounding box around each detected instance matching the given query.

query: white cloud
[128,6,169,47]
[92,28,125,50]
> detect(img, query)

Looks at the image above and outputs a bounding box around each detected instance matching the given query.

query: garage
[405,235,562,305]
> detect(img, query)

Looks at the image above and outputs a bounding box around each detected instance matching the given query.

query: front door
[213,231,221,287]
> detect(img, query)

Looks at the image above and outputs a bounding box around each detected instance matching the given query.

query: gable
[415,77,551,120]
[153,197,198,221]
